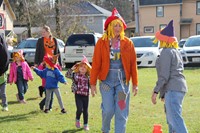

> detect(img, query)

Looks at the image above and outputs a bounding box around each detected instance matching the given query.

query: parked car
[181,35,200,64]
[178,38,187,48]
[63,33,102,67]
[11,38,65,65]
[130,36,160,67]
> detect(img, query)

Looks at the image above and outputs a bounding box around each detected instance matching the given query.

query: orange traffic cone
[153,124,163,133]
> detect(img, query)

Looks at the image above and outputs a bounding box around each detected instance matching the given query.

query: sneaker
[2,106,8,111]
[44,109,49,113]
[75,120,81,128]
[61,108,66,114]
[84,124,89,131]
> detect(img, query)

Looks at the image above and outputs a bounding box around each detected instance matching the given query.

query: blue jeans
[100,69,130,133]
[165,90,188,133]
[16,80,28,100]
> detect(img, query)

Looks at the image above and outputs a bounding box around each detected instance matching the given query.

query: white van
[63,33,102,67]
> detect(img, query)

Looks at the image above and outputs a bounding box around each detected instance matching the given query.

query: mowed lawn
[0,67,200,133]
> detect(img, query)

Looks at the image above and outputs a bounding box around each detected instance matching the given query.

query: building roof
[5,0,16,20]
[70,1,111,17]
[139,0,182,6]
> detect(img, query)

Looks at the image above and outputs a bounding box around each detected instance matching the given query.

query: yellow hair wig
[153,38,179,49]
[102,19,125,40]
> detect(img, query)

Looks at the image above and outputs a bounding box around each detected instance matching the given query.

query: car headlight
[144,52,154,57]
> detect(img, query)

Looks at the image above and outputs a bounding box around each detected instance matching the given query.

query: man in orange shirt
[90,8,138,133]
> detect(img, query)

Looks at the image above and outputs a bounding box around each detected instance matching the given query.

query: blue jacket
[34,67,66,89]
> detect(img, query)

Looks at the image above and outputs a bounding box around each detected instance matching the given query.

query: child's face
[79,64,87,74]
[14,56,21,62]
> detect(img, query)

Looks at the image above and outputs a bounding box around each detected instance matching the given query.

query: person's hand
[31,66,36,70]
[71,64,78,70]
[34,64,38,67]
[132,85,138,96]
[151,92,157,104]
[91,85,97,97]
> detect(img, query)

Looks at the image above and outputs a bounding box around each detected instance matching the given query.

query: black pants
[75,94,89,124]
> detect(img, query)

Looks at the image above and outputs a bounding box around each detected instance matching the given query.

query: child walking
[9,50,33,104]
[65,55,91,131]
[32,54,67,114]
[0,72,8,111]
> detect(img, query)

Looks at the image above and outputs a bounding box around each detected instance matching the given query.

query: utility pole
[134,0,140,36]
[24,0,32,37]
[55,0,61,38]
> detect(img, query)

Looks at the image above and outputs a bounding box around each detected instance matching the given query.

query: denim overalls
[100,47,130,133]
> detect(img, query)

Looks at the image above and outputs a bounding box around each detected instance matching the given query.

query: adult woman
[34,25,61,67]
[34,25,61,110]
[90,8,138,133]
[151,20,188,133]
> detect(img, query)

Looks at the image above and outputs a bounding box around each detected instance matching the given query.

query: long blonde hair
[102,19,125,40]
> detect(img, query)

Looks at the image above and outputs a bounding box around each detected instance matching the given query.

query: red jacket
[90,36,138,86]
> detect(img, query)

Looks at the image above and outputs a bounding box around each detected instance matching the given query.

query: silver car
[11,38,65,65]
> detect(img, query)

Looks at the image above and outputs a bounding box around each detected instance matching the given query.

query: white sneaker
[2,106,8,111]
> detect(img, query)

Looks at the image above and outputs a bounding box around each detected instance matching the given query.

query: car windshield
[66,34,95,46]
[131,37,158,47]
[16,40,37,49]
[184,37,200,47]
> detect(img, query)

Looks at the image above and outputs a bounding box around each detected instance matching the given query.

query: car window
[131,37,158,47]
[179,40,186,48]
[184,37,200,47]
[17,40,37,49]
[66,34,95,46]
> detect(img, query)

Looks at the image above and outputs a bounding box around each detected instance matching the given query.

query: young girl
[32,54,67,114]
[38,59,62,111]
[9,50,33,104]
[65,55,91,131]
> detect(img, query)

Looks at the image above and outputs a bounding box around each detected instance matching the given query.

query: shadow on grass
[62,128,84,133]
[26,97,39,101]
[0,110,40,123]
[8,101,19,105]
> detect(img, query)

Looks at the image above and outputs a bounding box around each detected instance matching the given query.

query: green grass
[0,67,200,133]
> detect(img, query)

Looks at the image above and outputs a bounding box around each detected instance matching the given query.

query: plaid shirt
[66,69,90,96]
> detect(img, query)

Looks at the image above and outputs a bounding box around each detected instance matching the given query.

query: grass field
[0,67,200,133]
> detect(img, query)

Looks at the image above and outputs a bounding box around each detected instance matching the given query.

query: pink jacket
[9,61,33,83]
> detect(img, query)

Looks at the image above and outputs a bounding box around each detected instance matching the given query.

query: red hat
[43,55,57,69]
[104,8,127,30]
[155,20,177,43]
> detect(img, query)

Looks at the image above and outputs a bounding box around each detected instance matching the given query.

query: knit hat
[12,50,25,62]
[74,55,91,75]
[104,8,127,30]
[155,20,177,43]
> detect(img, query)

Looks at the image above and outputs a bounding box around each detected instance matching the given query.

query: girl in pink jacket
[9,50,33,103]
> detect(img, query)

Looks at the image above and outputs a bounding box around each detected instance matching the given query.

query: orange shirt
[44,37,56,56]
[90,36,138,86]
